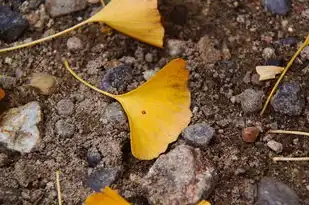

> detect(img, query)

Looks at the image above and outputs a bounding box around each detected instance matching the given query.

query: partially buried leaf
[0,88,5,100]
[85,186,130,205]
[256,65,284,81]
[64,58,192,160]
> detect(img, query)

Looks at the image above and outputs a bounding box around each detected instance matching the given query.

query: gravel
[142,145,217,205]
[236,89,264,113]
[182,123,215,147]
[0,6,28,42]
[67,37,83,51]
[86,168,120,192]
[271,82,305,116]
[267,140,283,153]
[256,177,299,205]
[55,119,75,137]
[45,0,87,17]
[56,99,75,116]
[261,0,291,16]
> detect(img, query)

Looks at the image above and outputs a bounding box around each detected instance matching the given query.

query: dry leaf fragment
[197,200,212,205]
[0,88,5,100]
[0,0,164,53]
[85,187,130,205]
[64,58,192,160]
[256,66,284,81]
[29,73,57,95]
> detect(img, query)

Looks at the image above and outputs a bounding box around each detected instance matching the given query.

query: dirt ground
[0,0,309,204]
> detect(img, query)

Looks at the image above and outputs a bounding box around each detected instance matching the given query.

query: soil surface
[0,0,309,205]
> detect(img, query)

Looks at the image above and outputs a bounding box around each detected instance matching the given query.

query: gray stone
[167,39,185,57]
[67,37,83,51]
[87,147,102,168]
[0,6,29,42]
[182,123,215,147]
[55,119,75,137]
[198,35,221,64]
[300,46,309,61]
[101,65,133,93]
[255,177,299,205]
[103,102,126,124]
[237,89,264,113]
[267,140,283,153]
[262,47,275,60]
[86,168,120,192]
[145,53,154,63]
[261,0,291,16]
[142,145,217,205]
[45,0,87,17]
[271,82,305,116]
[56,99,75,116]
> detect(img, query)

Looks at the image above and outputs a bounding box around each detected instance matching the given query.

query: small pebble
[87,147,102,168]
[267,140,283,153]
[265,59,283,66]
[182,123,215,147]
[300,46,309,61]
[262,47,275,60]
[55,119,75,137]
[56,99,74,116]
[145,53,153,63]
[167,39,185,57]
[103,102,126,124]
[0,6,29,42]
[198,35,222,64]
[236,89,264,113]
[301,9,309,20]
[86,168,120,192]
[261,0,291,16]
[29,73,57,95]
[242,127,260,143]
[67,36,83,51]
[143,69,157,81]
[45,0,87,17]
[279,37,297,46]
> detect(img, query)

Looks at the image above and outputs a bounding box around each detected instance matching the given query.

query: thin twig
[260,34,309,115]
[100,0,105,6]
[269,130,309,137]
[56,171,62,205]
[273,157,309,162]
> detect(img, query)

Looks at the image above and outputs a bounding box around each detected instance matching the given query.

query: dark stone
[261,0,291,16]
[101,65,133,94]
[271,82,305,116]
[279,37,297,46]
[86,168,120,192]
[265,59,283,66]
[0,6,28,42]
[86,148,102,168]
[170,5,188,25]
[255,177,299,205]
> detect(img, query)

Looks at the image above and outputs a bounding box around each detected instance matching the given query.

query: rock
[87,147,102,168]
[237,89,264,113]
[265,59,283,66]
[267,140,283,153]
[102,102,126,124]
[0,75,17,90]
[300,46,309,61]
[302,9,309,20]
[279,37,297,46]
[55,119,75,137]
[0,153,9,167]
[262,47,275,60]
[167,39,185,57]
[101,65,133,93]
[145,53,153,63]
[143,69,158,81]
[56,99,75,116]
[0,102,41,153]
[182,123,215,147]
[45,0,87,17]
[0,6,28,42]
[170,5,188,25]
[198,35,222,64]
[86,168,120,192]
[142,145,217,205]
[14,160,38,187]
[242,127,260,143]
[261,0,291,16]
[29,73,57,95]
[256,177,299,205]
[67,36,83,51]
[271,82,305,116]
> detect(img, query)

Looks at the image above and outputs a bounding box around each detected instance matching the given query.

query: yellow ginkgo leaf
[85,187,130,205]
[256,65,284,81]
[0,0,164,53]
[64,58,192,160]
[197,200,212,205]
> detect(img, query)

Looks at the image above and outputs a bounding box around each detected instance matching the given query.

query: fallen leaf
[0,88,5,100]
[197,200,212,205]
[0,0,164,53]
[256,65,284,81]
[64,58,192,160]
[85,187,130,205]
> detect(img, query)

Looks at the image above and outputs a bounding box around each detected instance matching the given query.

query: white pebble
[67,37,83,50]
[267,140,283,153]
